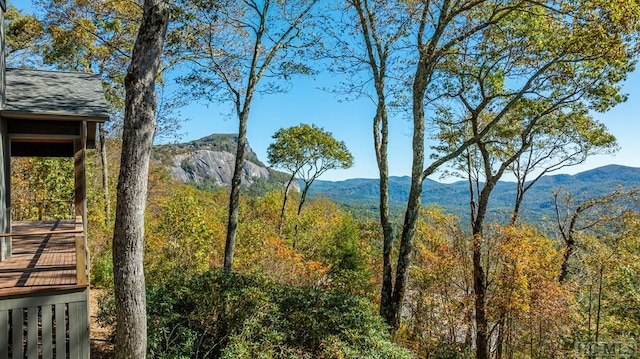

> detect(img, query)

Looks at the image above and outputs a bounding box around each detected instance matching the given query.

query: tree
[322,0,409,335]
[594,210,640,341]
[430,2,639,355]
[407,212,573,358]
[112,0,170,357]
[553,191,640,344]
[553,188,640,283]
[3,4,44,67]
[407,207,474,356]
[327,0,540,337]
[31,0,139,225]
[172,0,320,271]
[507,112,618,225]
[267,123,353,232]
[334,0,640,346]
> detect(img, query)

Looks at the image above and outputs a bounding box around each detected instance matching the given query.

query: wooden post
[74,140,85,220]
[75,216,88,285]
[74,121,89,285]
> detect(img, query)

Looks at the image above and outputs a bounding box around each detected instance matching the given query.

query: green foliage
[267,123,354,179]
[11,157,75,220]
[427,343,472,359]
[145,185,227,278]
[146,269,414,359]
[91,250,114,289]
[568,206,640,343]
[33,0,141,123]
[319,217,374,294]
[268,123,354,219]
[4,4,44,65]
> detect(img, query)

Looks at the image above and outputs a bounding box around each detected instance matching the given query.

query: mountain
[153,133,638,223]
[153,134,297,193]
[306,165,640,222]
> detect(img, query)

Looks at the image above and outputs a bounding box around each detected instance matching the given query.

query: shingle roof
[1,68,109,121]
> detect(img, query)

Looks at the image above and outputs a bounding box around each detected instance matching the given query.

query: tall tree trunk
[293,179,313,247]
[221,0,315,271]
[297,181,312,216]
[381,54,429,333]
[387,175,423,332]
[98,123,111,225]
[112,1,169,358]
[595,266,604,342]
[376,100,395,326]
[224,109,250,271]
[559,238,575,283]
[468,119,532,359]
[588,282,593,338]
[496,315,506,359]
[472,230,489,359]
[510,181,524,225]
[349,0,395,328]
[278,172,296,234]
[470,133,499,359]
[472,175,499,359]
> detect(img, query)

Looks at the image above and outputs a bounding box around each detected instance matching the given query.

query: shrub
[146,269,414,359]
[91,250,114,288]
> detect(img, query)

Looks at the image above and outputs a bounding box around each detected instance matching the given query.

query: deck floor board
[0,219,80,297]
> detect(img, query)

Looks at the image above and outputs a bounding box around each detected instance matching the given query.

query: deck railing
[0,217,91,358]
[10,200,75,222]
[0,287,90,359]
[0,217,89,285]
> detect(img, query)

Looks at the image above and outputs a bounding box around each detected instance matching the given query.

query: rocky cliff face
[171,149,271,186]
[155,134,298,191]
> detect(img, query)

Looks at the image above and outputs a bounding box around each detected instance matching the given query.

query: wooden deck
[0,219,85,297]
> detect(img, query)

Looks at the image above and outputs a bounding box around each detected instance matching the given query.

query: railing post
[75,216,88,285]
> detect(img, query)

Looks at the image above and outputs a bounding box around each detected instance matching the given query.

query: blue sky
[177,68,640,182]
[14,1,640,182]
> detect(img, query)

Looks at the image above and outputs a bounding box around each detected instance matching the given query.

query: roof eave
[0,110,109,122]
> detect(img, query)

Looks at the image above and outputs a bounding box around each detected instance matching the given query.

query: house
[0,1,109,357]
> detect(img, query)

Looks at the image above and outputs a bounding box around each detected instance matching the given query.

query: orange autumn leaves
[144,182,369,290]
[406,207,574,356]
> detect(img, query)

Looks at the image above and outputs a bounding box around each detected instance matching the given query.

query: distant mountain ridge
[153,133,638,222]
[305,164,640,221]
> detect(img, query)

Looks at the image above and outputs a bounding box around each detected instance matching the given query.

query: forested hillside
[11,147,640,359]
[307,165,640,222]
[153,132,640,225]
[156,132,640,225]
